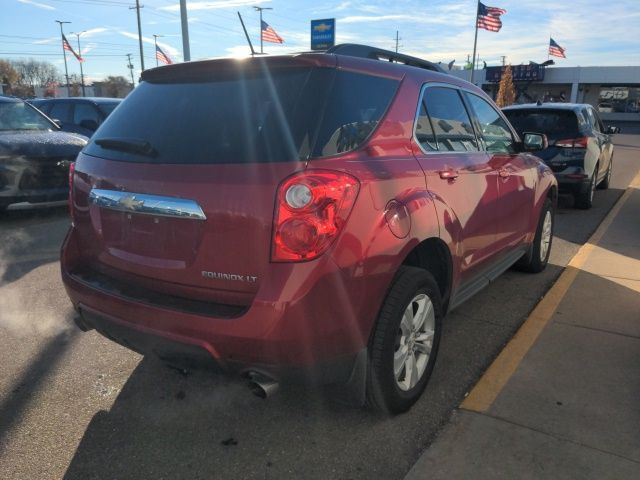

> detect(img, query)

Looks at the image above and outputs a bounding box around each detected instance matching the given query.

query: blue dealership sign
[311,18,335,50]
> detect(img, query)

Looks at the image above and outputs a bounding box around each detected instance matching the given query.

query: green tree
[496,65,516,107]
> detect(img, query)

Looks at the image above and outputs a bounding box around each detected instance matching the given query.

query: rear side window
[464,92,515,153]
[74,103,101,125]
[421,87,478,152]
[415,101,437,151]
[586,108,604,133]
[49,102,73,123]
[85,66,398,164]
[503,109,579,141]
[97,102,119,117]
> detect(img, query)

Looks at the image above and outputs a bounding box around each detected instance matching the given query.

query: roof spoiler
[326,44,447,74]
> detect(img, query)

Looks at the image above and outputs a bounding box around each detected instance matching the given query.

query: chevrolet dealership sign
[311,19,335,50]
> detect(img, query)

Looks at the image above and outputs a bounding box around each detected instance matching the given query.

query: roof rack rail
[326,44,446,74]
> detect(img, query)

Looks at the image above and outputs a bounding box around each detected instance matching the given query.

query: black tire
[517,198,554,273]
[597,157,612,190]
[574,167,597,209]
[366,266,443,414]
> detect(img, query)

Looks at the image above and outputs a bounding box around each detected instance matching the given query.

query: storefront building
[452,66,640,123]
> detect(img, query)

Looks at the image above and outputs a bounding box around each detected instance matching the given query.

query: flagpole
[470,1,480,84]
[254,6,273,55]
[55,20,71,95]
[153,34,163,67]
[72,31,86,97]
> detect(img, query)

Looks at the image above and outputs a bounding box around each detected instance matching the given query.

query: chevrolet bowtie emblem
[313,23,331,32]
[118,194,144,210]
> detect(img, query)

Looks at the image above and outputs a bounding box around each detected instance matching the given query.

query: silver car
[503,102,619,209]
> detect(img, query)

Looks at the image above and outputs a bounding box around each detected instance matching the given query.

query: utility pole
[72,31,86,97]
[126,54,135,87]
[180,0,190,61]
[55,20,71,95]
[153,34,163,67]
[129,0,145,71]
[501,55,506,66]
[253,6,272,54]
[394,30,401,53]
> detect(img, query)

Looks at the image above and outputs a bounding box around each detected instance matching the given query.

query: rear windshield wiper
[94,137,157,157]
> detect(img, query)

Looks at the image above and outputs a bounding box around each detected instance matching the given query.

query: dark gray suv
[30,97,121,137]
[503,102,619,209]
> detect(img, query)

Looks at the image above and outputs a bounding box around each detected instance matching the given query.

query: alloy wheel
[394,294,435,391]
[540,210,552,262]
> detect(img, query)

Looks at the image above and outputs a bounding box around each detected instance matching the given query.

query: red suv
[61,45,557,413]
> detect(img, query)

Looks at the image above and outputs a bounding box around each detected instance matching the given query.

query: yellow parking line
[461,168,640,413]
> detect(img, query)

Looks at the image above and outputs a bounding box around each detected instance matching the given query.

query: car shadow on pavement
[62,263,575,480]
[0,327,78,446]
[553,188,624,245]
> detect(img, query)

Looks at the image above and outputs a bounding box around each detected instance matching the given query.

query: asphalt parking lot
[1,134,639,480]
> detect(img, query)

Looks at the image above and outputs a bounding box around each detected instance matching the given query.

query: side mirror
[605,125,620,134]
[79,119,99,131]
[51,118,62,129]
[522,132,548,151]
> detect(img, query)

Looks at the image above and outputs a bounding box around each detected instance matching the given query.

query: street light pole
[153,34,163,67]
[55,20,71,95]
[253,6,272,54]
[72,31,86,97]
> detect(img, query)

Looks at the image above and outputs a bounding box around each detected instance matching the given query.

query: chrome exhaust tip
[246,371,279,399]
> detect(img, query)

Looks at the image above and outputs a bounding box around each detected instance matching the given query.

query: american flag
[261,20,284,44]
[477,2,506,32]
[155,44,173,65]
[549,38,566,58]
[62,33,83,62]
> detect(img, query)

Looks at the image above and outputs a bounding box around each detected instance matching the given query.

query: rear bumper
[554,174,592,195]
[61,225,387,385]
[74,304,366,386]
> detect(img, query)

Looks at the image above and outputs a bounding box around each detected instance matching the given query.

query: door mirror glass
[523,132,548,151]
[605,125,620,134]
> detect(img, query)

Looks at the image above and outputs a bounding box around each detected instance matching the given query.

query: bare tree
[10,59,61,89]
[0,60,19,94]
[100,75,131,98]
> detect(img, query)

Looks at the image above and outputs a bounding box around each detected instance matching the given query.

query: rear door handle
[439,169,459,180]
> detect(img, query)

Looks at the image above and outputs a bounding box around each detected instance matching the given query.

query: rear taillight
[271,170,360,262]
[556,137,588,148]
[68,161,75,220]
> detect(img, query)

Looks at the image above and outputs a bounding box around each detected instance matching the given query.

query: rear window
[85,66,398,164]
[503,109,579,141]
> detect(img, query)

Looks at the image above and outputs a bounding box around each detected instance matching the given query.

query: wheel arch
[401,237,454,313]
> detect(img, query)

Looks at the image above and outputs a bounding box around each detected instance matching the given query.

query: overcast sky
[3,0,640,82]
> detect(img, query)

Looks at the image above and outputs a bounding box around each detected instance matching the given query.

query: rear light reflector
[272,170,360,262]
[556,137,588,148]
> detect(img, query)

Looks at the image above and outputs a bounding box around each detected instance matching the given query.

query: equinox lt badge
[202,271,257,283]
